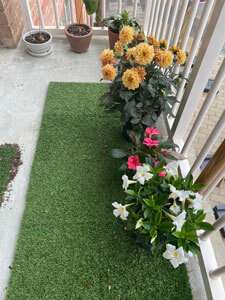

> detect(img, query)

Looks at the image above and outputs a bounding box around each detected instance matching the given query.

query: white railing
[19,0,225,298]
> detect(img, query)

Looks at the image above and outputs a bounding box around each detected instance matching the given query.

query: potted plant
[111,130,214,267]
[99,32,186,140]
[103,9,141,49]
[23,30,52,57]
[64,0,98,53]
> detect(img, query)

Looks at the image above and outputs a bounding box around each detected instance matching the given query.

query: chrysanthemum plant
[113,154,214,268]
[110,127,185,171]
[99,29,186,136]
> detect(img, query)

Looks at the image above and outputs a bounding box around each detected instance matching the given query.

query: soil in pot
[25,32,50,44]
[67,24,90,36]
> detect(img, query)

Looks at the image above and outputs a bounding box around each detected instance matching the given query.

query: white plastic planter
[23,30,52,57]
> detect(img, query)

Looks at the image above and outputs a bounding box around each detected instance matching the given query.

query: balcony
[0,0,225,299]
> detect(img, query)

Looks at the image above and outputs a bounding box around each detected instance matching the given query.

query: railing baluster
[182,58,225,156]
[52,0,60,28]
[151,0,161,37]
[180,0,199,49]
[210,265,225,279]
[143,0,151,33]
[155,0,166,41]
[166,0,179,46]
[147,0,156,36]
[69,0,75,23]
[160,0,172,40]
[190,110,225,176]
[172,0,189,46]
[64,4,68,25]
[19,0,34,31]
[172,0,214,116]
[200,214,225,241]
[170,0,223,139]
[102,0,106,20]
[36,0,45,28]
[133,0,138,18]
[118,0,122,14]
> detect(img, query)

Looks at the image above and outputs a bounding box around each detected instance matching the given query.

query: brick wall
[0,0,24,48]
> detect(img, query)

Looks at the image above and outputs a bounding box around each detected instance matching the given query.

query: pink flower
[145,127,159,138]
[127,155,141,170]
[164,151,168,155]
[154,160,166,177]
[144,138,159,147]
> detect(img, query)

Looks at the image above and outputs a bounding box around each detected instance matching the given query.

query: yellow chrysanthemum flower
[169,45,180,54]
[100,49,115,66]
[102,64,117,80]
[126,47,136,62]
[158,50,173,68]
[176,49,186,65]
[131,66,146,81]
[114,41,124,56]
[147,35,159,48]
[159,39,168,50]
[119,26,134,45]
[122,69,141,90]
[134,43,154,65]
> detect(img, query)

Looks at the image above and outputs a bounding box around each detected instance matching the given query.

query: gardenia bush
[99,28,186,133]
[112,128,214,268]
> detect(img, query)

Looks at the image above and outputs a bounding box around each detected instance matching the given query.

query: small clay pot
[64,23,93,53]
[108,27,119,50]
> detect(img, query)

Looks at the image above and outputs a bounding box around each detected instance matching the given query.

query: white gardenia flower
[112,202,129,220]
[169,184,192,203]
[122,174,136,190]
[169,201,181,215]
[173,210,186,231]
[163,244,188,268]
[192,192,203,212]
[165,161,179,177]
[133,165,153,185]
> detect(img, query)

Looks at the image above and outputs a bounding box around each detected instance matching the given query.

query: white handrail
[172,0,189,45]
[133,0,138,18]
[166,0,179,46]
[210,265,225,279]
[52,0,60,28]
[182,58,225,156]
[147,0,156,36]
[172,0,214,115]
[19,0,34,31]
[160,0,172,40]
[36,0,45,28]
[155,0,166,41]
[202,166,225,202]
[118,0,122,14]
[200,214,225,241]
[102,0,106,20]
[151,0,161,37]
[190,110,225,176]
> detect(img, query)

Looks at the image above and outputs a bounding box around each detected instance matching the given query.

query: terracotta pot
[108,27,119,50]
[64,23,93,53]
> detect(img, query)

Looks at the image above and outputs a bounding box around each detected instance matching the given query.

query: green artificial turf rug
[6,82,193,300]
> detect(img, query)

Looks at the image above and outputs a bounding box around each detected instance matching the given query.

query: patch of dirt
[0,144,23,206]
[67,24,90,36]
[25,32,50,44]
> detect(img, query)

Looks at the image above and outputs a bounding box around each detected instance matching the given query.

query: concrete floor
[0,36,213,300]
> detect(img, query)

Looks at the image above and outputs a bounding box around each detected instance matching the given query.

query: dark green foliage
[7,83,192,300]
[103,10,141,33]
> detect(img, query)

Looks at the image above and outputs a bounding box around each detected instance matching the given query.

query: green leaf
[150,225,157,237]
[172,231,182,238]
[83,0,98,15]
[155,210,162,225]
[188,242,200,255]
[119,90,133,102]
[143,198,154,207]
[119,162,128,171]
[195,213,206,223]
[158,221,174,231]
[185,232,198,241]
[110,149,127,158]
[125,190,136,196]
[199,222,215,231]
[144,207,151,219]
